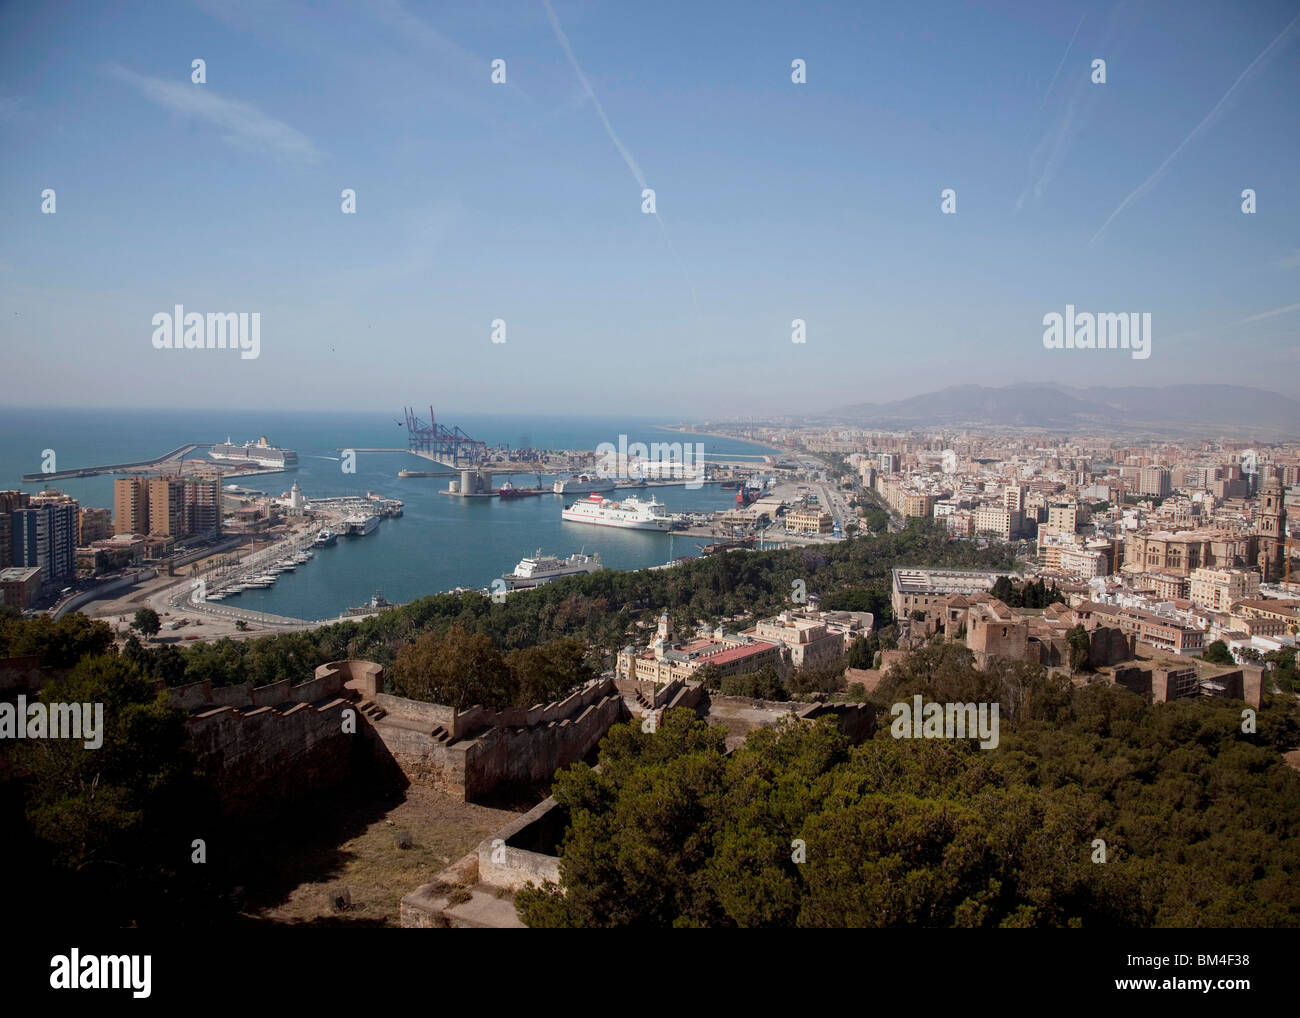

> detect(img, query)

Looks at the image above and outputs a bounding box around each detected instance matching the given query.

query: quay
[22,443,198,481]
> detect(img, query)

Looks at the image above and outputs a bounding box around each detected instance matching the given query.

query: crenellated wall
[367,676,628,802]
[185,697,356,813]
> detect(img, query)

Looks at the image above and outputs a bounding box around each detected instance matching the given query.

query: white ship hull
[553,475,616,494]
[504,551,604,589]
[561,494,672,532]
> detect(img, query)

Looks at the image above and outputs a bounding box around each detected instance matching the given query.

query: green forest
[517,641,1300,928]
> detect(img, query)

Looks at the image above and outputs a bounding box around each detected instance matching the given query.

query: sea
[0,408,783,620]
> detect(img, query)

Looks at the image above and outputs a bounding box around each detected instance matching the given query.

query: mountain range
[817,384,1300,438]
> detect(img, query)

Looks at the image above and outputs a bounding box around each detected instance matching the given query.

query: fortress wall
[374,694,455,729]
[459,694,625,802]
[185,699,354,813]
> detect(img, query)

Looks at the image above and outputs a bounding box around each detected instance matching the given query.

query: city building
[114,476,150,535]
[890,567,1018,620]
[1189,567,1261,613]
[0,565,43,609]
[616,612,782,685]
[1138,466,1171,499]
[0,490,32,568]
[785,508,834,535]
[148,475,187,538]
[11,498,78,590]
[79,506,114,545]
[1123,528,1256,577]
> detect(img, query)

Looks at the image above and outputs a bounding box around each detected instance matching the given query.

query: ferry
[503,550,604,590]
[313,528,338,547]
[561,493,672,532]
[343,513,380,536]
[553,472,616,495]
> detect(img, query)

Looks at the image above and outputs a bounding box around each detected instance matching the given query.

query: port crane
[402,406,486,467]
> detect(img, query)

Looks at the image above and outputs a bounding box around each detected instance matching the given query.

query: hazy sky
[2,0,1298,417]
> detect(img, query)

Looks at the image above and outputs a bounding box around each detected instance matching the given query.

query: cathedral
[1256,475,1289,583]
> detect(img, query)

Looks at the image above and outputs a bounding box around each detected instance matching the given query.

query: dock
[22,443,199,481]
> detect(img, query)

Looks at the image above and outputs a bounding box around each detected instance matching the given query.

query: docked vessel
[209,435,298,470]
[503,550,604,589]
[313,528,338,547]
[498,481,545,499]
[553,473,616,495]
[346,592,400,615]
[343,513,380,536]
[561,493,672,532]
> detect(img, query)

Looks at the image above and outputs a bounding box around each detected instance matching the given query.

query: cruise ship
[343,513,380,536]
[553,472,616,495]
[209,436,298,470]
[502,550,604,590]
[561,493,672,532]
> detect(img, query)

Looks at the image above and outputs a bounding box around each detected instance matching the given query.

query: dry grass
[253,786,517,927]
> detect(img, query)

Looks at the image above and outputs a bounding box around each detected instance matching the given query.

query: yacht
[313,528,338,547]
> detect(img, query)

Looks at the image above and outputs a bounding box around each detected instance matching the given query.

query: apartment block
[1189,567,1260,613]
[114,476,150,535]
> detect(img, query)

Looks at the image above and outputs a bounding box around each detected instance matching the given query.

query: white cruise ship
[553,472,616,495]
[209,435,298,469]
[561,493,672,532]
[343,513,380,536]
[503,550,604,590]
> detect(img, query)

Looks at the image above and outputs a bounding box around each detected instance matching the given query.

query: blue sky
[1,0,1297,418]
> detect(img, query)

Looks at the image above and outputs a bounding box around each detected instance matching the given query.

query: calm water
[0,408,781,619]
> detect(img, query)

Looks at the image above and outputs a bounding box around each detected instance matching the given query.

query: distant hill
[819,384,1300,437]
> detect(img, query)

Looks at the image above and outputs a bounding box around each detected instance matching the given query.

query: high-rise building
[114,477,150,535]
[1138,466,1171,499]
[148,476,186,538]
[0,490,32,568]
[12,499,78,589]
[184,477,223,538]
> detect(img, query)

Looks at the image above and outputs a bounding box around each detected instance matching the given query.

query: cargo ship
[561,493,672,532]
[209,436,298,470]
[502,550,604,589]
[498,481,545,499]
